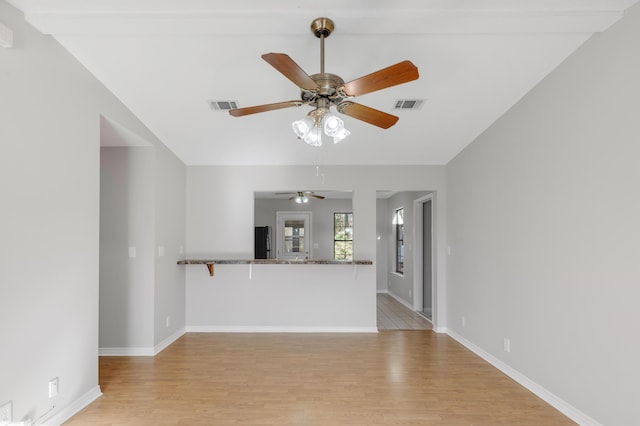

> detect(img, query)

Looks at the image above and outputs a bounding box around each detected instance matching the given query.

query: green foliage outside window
[334,213,353,260]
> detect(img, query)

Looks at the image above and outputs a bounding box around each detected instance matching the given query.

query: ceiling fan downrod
[310,17,334,75]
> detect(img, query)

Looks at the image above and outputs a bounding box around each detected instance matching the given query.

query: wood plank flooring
[377,293,432,330]
[66,332,573,425]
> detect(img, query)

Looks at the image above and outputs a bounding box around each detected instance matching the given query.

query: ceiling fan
[276,191,325,204]
[229,17,419,145]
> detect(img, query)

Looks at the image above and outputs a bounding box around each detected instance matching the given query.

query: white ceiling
[8,0,638,166]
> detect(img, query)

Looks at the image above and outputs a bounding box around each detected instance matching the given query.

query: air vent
[209,100,239,111]
[393,99,425,110]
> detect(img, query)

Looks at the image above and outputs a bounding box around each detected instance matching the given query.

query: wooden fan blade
[228,100,302,117]
[262,53,318,91]
[307,193,325,199]
[337,101,399,129]
[340,60,419,97]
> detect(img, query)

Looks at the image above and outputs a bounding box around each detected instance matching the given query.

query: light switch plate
[49,377,59,398]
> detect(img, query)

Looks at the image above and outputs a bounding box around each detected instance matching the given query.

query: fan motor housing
[302,72,346,105]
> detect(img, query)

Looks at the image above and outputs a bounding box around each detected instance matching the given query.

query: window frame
[333,212,353,261]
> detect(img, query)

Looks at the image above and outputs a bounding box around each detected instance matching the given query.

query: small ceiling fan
[229,17,419,144]
[276,191,325,204]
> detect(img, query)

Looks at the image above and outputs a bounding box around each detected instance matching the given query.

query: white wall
[255,197,352,260]
[153,144,186,348]
[99,144,186,354]
[446,3,640,425]
[100,147,155,349]
[375,198,389,292]
[186,165,447,328]
[0,2,185,423]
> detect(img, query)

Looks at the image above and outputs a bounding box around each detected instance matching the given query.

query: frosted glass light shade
[332,127,350,144]
[322,114,344,136]
[292,117,314,139]
[303,126,322,147]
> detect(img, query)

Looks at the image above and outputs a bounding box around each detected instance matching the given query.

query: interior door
[276,211,312,260]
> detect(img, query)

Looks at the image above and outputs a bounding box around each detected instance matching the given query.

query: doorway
[413,194,434,323]
[276,211,312,260]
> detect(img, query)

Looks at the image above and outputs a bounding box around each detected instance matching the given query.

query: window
[334,212,353,260]
[394,208,404,274]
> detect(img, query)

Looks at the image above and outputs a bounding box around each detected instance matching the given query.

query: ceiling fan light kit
[229,17,419,147]
[295,194,309,204]
[275,191,326,203]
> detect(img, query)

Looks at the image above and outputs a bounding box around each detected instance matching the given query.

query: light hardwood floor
[66,331,573,425]
[376,293,432,330]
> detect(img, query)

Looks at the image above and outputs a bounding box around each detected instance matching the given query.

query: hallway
[377,293,432,330]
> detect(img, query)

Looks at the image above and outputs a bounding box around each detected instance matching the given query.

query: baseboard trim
[98,346,154,356]
[432,325,447,334]
[41,385,102,426]
[445,328,601,426]
[376,289,389,294]
[387,290,414,311]
[185,326,378,333]
[154,327,186,355]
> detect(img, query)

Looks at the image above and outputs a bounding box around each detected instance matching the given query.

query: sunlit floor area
[65,332,572,425]
[377,292,432,330]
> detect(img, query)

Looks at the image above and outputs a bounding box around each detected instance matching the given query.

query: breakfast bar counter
[178,259,373,276]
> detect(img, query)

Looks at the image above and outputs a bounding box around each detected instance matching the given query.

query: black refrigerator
[254,226,271,259]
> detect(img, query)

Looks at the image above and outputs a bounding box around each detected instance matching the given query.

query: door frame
[412,194,435,321]
[275,211,313,260]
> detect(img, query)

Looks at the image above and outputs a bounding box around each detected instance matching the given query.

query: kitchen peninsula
[180,258,377,333]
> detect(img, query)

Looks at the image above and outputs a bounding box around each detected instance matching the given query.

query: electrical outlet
[0,401,12,423]
[166,316,171,328]
[409,289,412,297]
[49,377,59,398]
[462,316,466,328]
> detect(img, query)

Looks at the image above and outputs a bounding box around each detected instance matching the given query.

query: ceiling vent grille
[393,99,425,110]
[209,100,239,111]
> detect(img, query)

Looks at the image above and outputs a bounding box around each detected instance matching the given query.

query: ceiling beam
[13,0,638,36]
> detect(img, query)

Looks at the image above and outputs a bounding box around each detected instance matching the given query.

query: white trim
[99,328,186,356]
[412,194,436,322]
[0,21,13,48]
[446,328,602,426]
[432,325,447,334]
[99,346,154,356]
[154,327,186,355]
[275,211,313,260]
[40,385,102,426]
[387,290,414,311]
[376,289,389,294]
[186,326,378,333]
